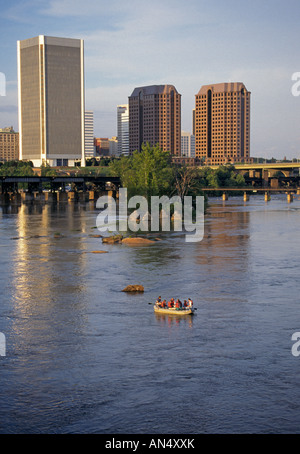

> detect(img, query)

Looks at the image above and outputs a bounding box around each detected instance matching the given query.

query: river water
[0,194,300,434]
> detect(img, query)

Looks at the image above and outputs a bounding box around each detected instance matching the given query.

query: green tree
[109,143,173,200]
[0,160,34,176]
[40,162,57,177]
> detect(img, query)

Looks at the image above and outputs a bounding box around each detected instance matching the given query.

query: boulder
[122,237,155,245]
[122,285,144,293]
[102,234,123,244]
[90,250,108,254]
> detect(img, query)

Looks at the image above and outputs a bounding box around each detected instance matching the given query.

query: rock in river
[122,237,155,245]
[102,234,123,244]
[122,285,144,292]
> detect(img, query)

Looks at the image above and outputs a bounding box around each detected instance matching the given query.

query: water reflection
[154,312,194,329]
[11,203,91,352]
[2,196,300,434]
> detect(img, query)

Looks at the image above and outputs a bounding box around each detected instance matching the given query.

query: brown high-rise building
[0,127,19,162]
[195,82,251,165]
[129,84,181,155]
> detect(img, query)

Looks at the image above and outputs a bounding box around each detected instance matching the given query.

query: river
[0,194,300,434]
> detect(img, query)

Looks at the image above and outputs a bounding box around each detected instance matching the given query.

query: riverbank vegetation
[0,160,34,176]
[108,143,246,200]
[0,148,247,195]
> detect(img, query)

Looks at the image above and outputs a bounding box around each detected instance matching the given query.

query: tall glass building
[84,111,94,158]
[17,35,85,167]
[117,105,129,156]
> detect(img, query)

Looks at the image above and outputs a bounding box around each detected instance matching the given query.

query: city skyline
[1,0,300,159]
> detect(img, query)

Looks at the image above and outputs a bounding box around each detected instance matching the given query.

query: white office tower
[17,35,85,167]
[117,105,129,156]
[181,131,195,157]
[85,111,94,158]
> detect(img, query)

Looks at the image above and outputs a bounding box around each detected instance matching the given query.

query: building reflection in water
[11,203,90,351]
[197,205,250,268]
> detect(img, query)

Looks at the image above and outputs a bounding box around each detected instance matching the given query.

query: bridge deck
[201,187,298,192]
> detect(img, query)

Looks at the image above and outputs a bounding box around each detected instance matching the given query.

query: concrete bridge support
[10,193,21,205]
[33,191,43,202]
[222,192,228,201]
[265,191,271,202]
[57,192,68,203]
[262,170,269,188]
[287,193,293,203]
[88,190,99,201]
[243,192,250,202]
[67,191,77,202]
[44,192,57,203]
[21,192,33,203]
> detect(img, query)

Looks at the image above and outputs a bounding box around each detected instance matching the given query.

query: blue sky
[0,0,300,159]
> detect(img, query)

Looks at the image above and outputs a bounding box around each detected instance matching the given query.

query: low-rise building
[0,126,19,162]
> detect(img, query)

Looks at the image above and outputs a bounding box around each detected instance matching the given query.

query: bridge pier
[10,193,21,205]
[21,192,33,203]
[67,191,77,202]
[57,191,68,203]
[44,192,57,203]
[287,193,293,203]
[222,192,228,201]
[243,192,250,202]
[88,190,99,201]
[265,191,271,202]
[33,191,43,202]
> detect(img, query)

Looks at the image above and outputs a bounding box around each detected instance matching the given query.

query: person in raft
[167,298,175,308]
[175,299,182,309]
[188,298,193,308]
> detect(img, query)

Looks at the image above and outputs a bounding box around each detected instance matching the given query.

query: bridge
[208,162,300,172]
[0,175,121,192]
[205,162,300,189]
[0,175,121,205]
[201,186,300,203]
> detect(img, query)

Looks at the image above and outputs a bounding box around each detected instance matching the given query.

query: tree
[109,143,173,200]
[171,166,202,201]
[0,160,34,176]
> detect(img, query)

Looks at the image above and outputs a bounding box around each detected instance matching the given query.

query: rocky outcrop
[102,234,123,244]
[122,285,144,292]
[90,250,108,253]
[122,237,155,245]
